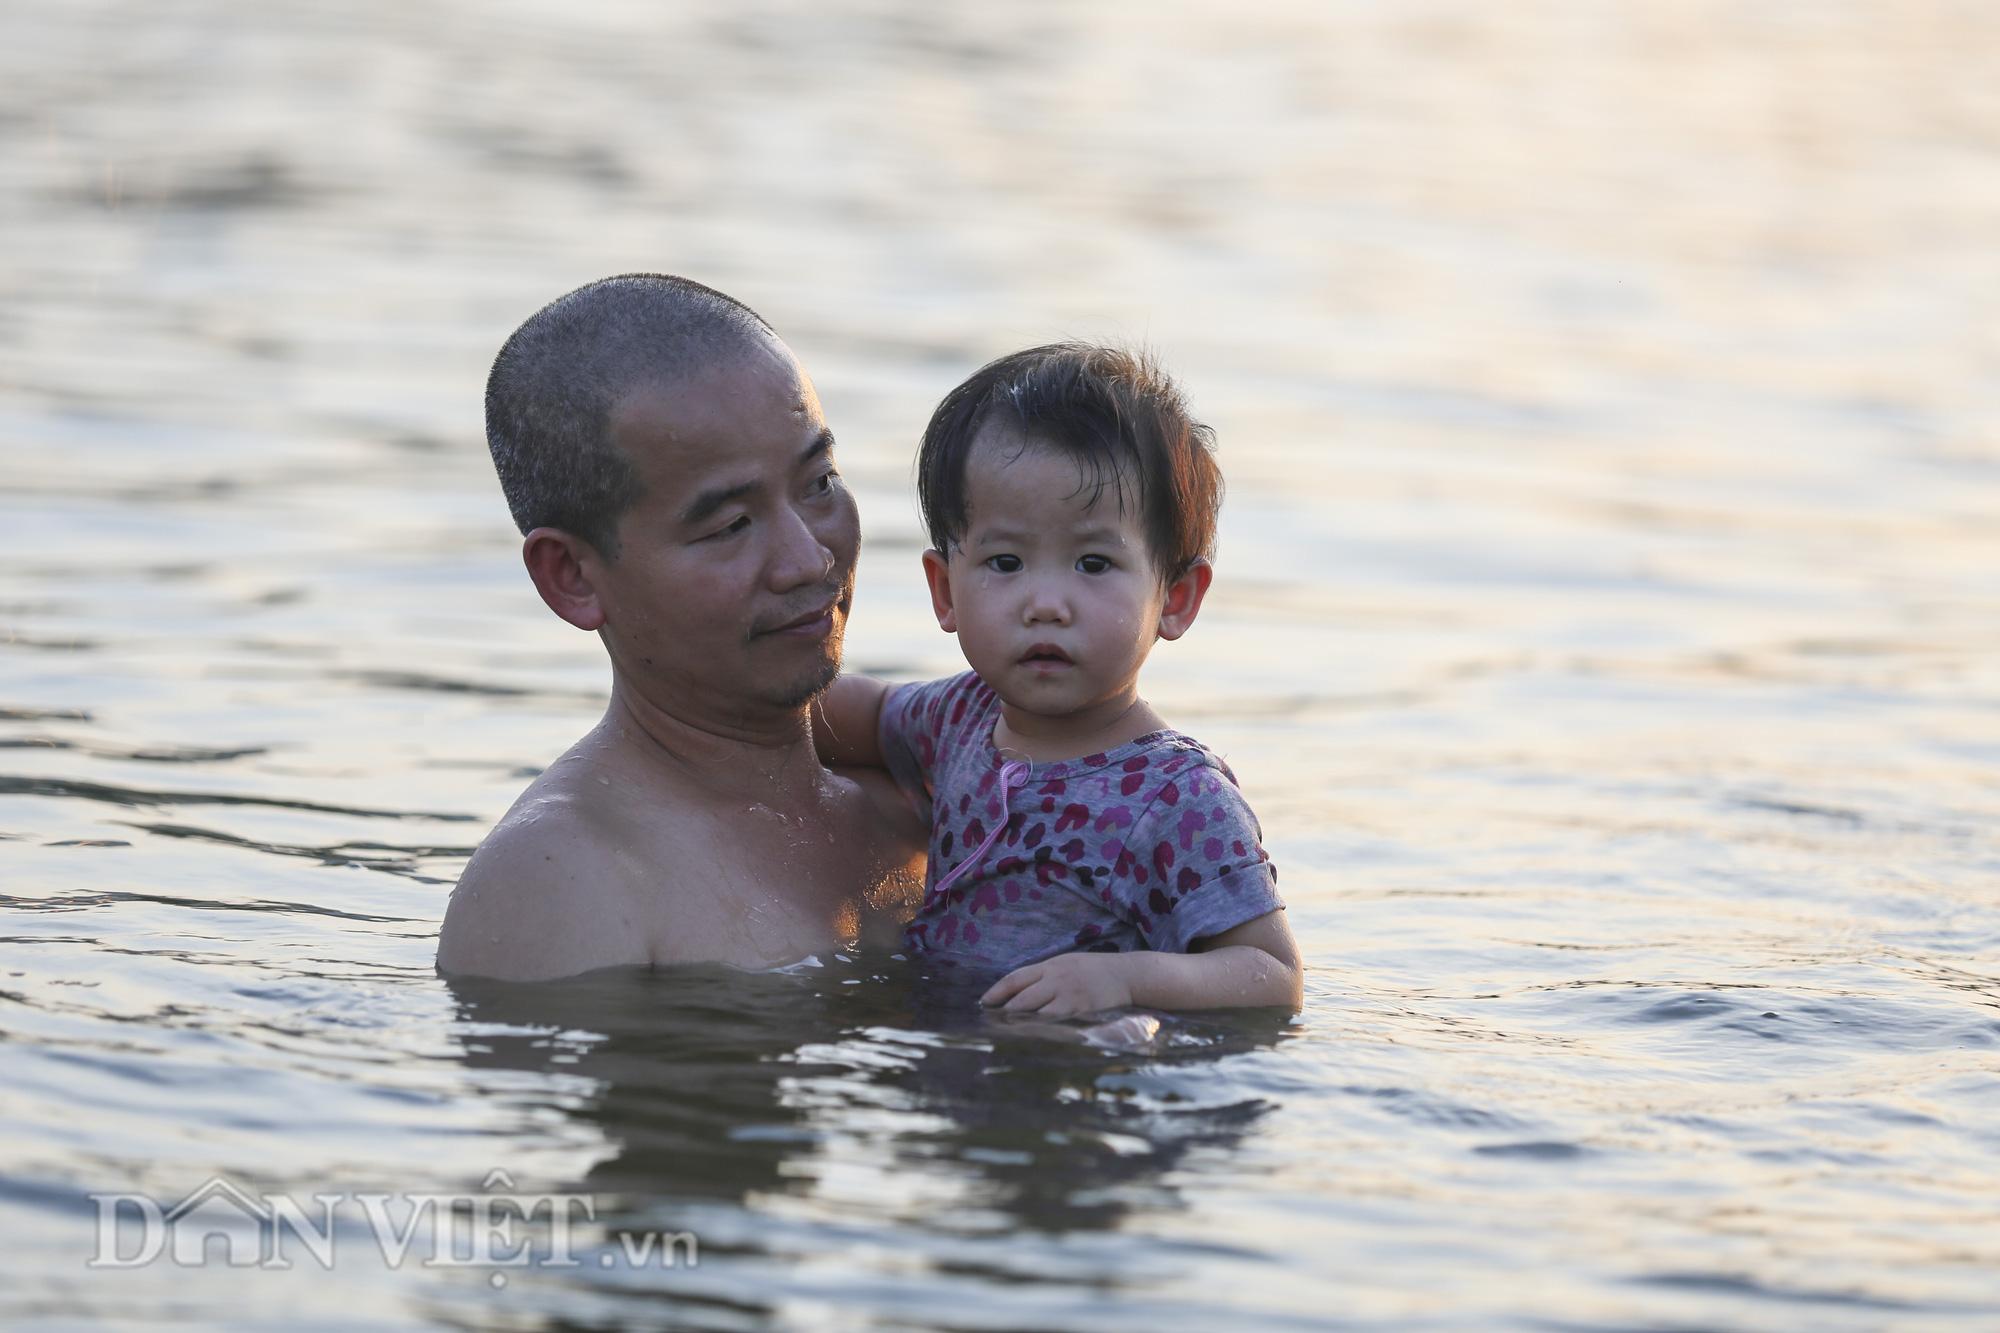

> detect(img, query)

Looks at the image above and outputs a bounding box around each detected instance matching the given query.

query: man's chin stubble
[773,647,842,711]
[746,578,852,710]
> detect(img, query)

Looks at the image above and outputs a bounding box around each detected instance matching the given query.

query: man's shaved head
[485,273,778,558]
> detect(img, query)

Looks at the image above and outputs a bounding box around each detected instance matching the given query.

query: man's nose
[766,503,837,591]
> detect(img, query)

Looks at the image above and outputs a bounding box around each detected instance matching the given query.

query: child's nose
[1022,578,1071,624]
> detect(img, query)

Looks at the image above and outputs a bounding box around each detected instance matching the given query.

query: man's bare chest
[614,791,882,967]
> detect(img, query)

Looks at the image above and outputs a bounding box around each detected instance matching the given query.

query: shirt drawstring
[930,759,1029,898]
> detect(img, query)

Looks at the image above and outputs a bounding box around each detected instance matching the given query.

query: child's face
[924,428,1170,724]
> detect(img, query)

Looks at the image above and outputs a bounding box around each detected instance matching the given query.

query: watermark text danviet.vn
[89,1171,695,1284]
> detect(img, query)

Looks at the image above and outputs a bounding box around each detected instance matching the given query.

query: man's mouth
[757,597,841,640]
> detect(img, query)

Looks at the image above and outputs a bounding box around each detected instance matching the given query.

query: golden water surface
[3,2,1999,1328]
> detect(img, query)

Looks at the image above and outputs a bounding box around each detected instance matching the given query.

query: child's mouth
[1020,644,1073,667]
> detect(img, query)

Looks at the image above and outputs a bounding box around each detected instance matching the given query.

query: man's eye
[806,471,836,497]
[986,554,1023,573]
[711,515,752,539]
[1077,555,1112,574]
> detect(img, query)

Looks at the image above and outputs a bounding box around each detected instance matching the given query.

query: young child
[816,343,1300,1019]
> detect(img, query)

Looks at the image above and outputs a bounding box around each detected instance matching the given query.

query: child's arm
[980,909,1302,1018]
[811,674,891,768]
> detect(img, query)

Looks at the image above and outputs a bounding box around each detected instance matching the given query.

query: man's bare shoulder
[437,763,651,981]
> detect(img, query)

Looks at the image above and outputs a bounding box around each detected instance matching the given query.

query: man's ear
[1155,558,1213,642]
[920,549,958,633]
[523,527,609,632]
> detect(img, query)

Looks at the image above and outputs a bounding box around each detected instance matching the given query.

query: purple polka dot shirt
[879,671,1284,974]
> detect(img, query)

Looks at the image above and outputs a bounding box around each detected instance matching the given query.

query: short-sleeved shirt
[878,670,1283,975]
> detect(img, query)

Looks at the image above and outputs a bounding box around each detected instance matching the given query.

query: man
[437,274,925,981]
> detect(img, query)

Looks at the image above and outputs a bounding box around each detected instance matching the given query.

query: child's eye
[1076,554,1113,574]
[985,554,1023,573]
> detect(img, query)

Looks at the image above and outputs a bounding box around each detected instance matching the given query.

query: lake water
[4,2,2000,1328]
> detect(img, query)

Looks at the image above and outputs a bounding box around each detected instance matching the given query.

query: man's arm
[834,763,929,948]
[812,674,891,769]
[980,909,1303,1018]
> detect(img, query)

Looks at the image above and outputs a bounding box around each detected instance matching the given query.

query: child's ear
[921,549,958,633]
[1154,558,1212,642]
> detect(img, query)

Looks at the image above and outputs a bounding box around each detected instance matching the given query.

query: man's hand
[982,951,1137,1019]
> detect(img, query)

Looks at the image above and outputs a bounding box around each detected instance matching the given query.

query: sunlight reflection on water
[3,1,1999,1329]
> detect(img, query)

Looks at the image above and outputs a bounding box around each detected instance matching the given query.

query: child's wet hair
[916,343,1222,584]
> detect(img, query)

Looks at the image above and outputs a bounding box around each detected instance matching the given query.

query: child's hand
[981,951,1136,1019]
[979,912,1302,1017]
